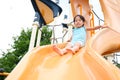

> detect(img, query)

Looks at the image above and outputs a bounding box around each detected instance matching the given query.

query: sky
[0,0,35,53]
[0,0,71,54]
[0,0,106,53]
[0,0,119,63]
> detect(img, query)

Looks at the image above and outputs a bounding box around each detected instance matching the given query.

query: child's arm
[100,25,108,29]
[86,25,108,31]
[86,26,101,31]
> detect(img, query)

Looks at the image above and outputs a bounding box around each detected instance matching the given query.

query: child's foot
[66,48,75,54]
[52,45,64,56]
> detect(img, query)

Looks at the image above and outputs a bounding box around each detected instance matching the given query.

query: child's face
[74,16,84,28]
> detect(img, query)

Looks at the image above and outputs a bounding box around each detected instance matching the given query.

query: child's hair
[73,15,85,22]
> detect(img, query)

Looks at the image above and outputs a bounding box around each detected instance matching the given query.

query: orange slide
[5,0,120,80]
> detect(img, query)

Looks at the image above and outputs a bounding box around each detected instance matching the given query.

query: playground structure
[5,0,120,80]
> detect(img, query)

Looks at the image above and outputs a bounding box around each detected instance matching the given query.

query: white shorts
[71,41,85,47]
[77,41,84,46]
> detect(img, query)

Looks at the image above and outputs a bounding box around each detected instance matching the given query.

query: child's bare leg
[53,45,64,55]
[53,43,72,55]
[64,43,72,50]
[67,43,81,54]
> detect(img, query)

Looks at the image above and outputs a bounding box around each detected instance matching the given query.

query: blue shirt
[71,26,86,45]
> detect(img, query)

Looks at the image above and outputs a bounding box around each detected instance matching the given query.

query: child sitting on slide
[53,14,107,55]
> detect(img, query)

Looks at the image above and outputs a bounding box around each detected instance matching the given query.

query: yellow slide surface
[5,0,120,80]
[5,30,120,80]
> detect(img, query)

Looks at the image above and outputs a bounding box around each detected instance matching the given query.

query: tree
[0,26,52,79]
[116,63,120,68]
[40,26,52,45]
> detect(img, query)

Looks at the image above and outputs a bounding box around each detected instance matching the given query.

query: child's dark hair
[73,15,85,22]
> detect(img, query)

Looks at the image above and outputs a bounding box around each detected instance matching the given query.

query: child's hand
[100,25,108,29]
[67,39,71,42]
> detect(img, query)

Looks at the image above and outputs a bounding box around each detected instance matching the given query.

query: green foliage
[40,26,52,45]
[116,63,120,68]
[0,26,52,79]
[0,28,32,73]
